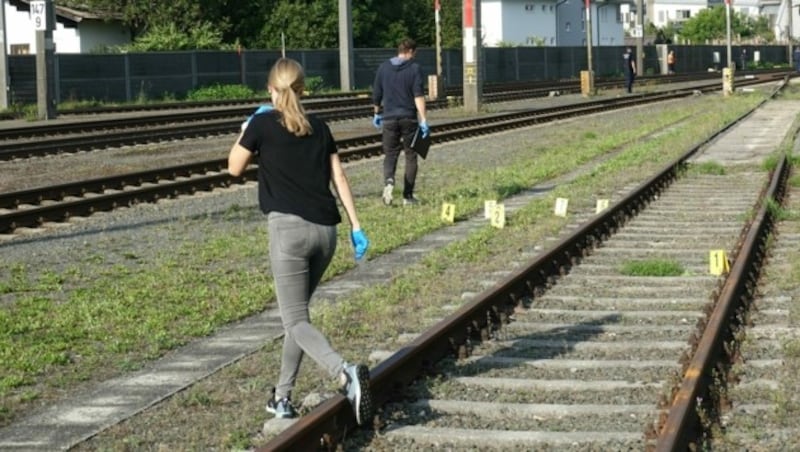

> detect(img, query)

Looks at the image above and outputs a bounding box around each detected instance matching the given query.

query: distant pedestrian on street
[623,47,637,93]
[793,47,800,72]
[667,50,676,74]
[228,57,374,426]
[372,37,429,207]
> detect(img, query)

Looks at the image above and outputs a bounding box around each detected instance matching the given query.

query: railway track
[0,73,786,236]
[0,71,761,160]
[703,163,800,450]
[257,79,791,450]
[0,71,722,122]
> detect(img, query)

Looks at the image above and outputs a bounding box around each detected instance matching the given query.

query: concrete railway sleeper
[260,81,793,451]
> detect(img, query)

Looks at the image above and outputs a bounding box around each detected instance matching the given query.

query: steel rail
[0,70,772,144]
[654,154,789,451]
[256,74,791,452]
[0,73,785,233]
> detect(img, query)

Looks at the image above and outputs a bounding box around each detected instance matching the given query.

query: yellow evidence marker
[596,199,609,214]
[709,250,730,276]
[484,200,497,219]
[554,197,569,217]
[441,203,456,223]
[490,203,506,229]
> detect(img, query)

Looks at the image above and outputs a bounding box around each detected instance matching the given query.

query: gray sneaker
[266,388,297,418]
[382,183,394,206]
[343,363,373,426]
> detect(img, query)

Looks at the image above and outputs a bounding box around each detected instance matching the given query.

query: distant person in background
[623,47,636,93]
[667,50,676,74]
[372,37,429,207]
[228,57,373,426]
[794,47,800,72]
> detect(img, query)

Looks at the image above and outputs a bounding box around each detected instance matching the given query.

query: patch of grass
[762,154,782,172]
[619,259,685,276]
[767,198,793,221]
[689,161,726,175]
[784,339,800,358]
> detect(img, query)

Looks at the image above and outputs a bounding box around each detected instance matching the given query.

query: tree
[124,22,229,51]
[64,0,467,51]
[679,6,774,44]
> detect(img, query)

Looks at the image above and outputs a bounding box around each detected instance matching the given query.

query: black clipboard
[409,127,431,159]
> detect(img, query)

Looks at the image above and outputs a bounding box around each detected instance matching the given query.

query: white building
[761,0,799,43]
[621,0,790,43]
[3,0,131,54]
[481,0,629,46]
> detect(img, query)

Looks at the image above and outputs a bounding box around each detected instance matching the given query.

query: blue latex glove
[372,114,383,129]
[241,104,274,131]
[350,229,369,261]
[419,120,430,138]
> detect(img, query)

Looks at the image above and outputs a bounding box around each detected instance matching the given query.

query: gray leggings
[268,212,345,400]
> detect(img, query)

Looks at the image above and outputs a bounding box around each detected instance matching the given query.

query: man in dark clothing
[794,47,800,73]
[623,47,636,93]
[372,38,429,206]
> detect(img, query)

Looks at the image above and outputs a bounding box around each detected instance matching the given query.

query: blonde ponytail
[268,58,312,136]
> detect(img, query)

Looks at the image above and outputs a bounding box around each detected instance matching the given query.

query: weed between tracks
[0,92,771,449]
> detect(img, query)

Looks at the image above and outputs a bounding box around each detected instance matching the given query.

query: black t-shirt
[238,112,342,226]
[623,52,635,74]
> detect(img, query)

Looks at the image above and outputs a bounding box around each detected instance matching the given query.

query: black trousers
[625,73,635,93]
[382,117,419,199]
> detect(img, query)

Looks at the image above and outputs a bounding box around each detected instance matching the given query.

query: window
[566,21,571,32]
[677,9,691,20]
[525,3,535,12]
[10,44,29,55]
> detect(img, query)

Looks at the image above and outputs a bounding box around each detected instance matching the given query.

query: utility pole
[788,0,793,66]
[581,0,595,96]
[33,0,57,119]
[725,0,732,68]
[338,0,354,91]
[462,0,482,113]
[0,0,9,109]
[636,0,643,76]
[434,0,443,100]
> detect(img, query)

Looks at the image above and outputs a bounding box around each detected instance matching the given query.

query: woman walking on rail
[227,58,374,426]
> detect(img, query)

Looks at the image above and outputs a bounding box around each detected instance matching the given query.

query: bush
[185,84,257,101]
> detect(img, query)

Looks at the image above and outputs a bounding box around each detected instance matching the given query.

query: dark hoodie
[372,56,425,120]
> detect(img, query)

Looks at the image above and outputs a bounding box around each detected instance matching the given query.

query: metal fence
[6,45,789,104]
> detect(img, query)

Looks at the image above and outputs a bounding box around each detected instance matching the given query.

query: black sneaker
[343,363,373,426]
[266,388,297,418]
[402,196,419,206]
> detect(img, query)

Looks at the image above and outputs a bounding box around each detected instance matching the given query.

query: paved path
[2,89,798,451]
